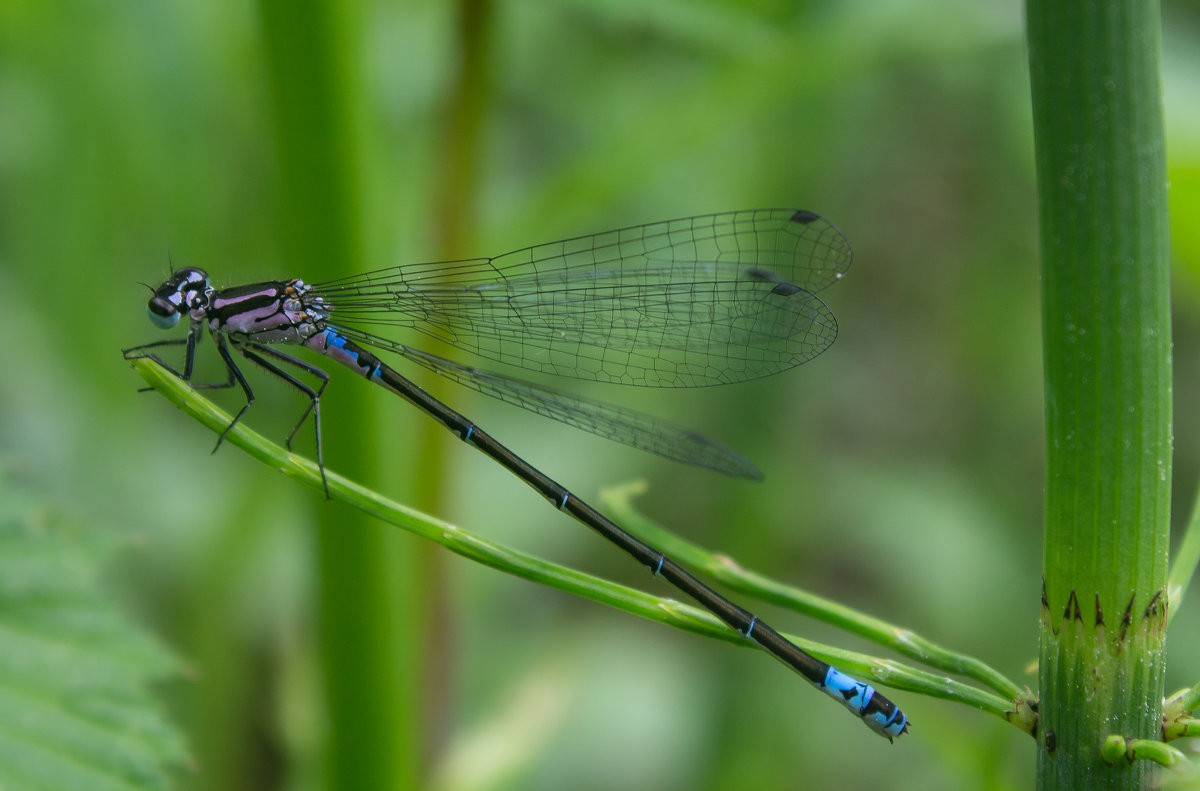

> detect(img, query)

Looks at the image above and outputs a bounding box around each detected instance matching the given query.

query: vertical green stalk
[257,2,421,789]
[431,0,493,259]
[411,0,495,760]
[1028,0,1171,788]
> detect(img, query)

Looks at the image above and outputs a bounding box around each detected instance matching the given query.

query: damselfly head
[147,267,210,329]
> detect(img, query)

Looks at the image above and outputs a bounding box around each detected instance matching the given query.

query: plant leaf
[0,478,188,791]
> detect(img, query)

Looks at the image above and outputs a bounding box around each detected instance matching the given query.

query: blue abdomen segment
[310,330,384,381]
[819,667,908,740]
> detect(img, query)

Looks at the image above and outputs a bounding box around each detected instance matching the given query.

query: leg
[123,337,191,382]
[211,332,257,454]
[242,343,330,449]
[238,342,331,498]
[123,329,235,390]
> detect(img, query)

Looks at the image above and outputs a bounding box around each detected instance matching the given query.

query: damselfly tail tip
[885,714,911,742]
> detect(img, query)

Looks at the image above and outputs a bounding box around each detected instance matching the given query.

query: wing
[311,209,847,388]
[332,325,763,480]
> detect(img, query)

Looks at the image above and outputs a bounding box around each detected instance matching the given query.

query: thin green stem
[1166,683,1200,714]
[1100,736,1187,768]
[1166,484,1200,628]
[1163,683,1200,741]
[601,480,1026,704]
[126,355,1015,723]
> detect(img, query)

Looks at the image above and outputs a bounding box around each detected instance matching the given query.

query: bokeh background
[2,0,1199,789]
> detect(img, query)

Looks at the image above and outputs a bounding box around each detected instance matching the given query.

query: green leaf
[0,478,187,791]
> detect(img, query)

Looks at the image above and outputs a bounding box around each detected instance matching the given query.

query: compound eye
[148,297,180,329]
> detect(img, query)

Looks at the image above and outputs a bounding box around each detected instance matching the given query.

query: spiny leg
[123,331,235,390]
[122,338,192,387]
[242,343,330,446]
[238,342,331,497]
[211,332,257,454]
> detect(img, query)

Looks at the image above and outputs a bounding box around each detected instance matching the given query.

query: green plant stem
[1166,484,1200,628]
[413,0,496,761]
[1163,683,1200,740]
[256,1,420,788]
[1100,736,1187,768]
[1027,0,1171,787]
[1166,683,1200,715]
[601,480,1026,704]
[127,355,1016,723]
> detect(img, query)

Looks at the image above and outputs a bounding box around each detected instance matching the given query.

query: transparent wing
[331,325,763,480]
[311,209,848,388]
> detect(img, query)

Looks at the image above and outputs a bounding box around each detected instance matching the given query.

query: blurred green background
[2,0,1198,789]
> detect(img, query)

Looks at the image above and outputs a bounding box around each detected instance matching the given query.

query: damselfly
[124,209,908,739]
